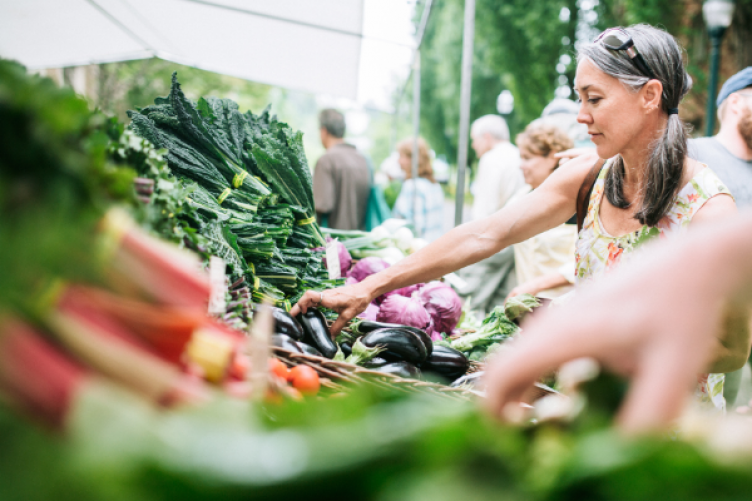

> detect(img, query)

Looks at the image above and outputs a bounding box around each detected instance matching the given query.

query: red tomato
[268,358,290,380]
[288,365,320,395]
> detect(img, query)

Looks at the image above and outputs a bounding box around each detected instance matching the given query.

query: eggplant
[340,341,353,357]
[362,356,389,368]
[271,308,305,340]
[360,328,428,365]
[272,334,304,354]
[423,345,469,380]
[376,361,421,379]
[298,342,323,358]
[355,320,432,356]
[296,309,337,359]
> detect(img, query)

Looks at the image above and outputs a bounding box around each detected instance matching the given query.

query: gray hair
[319,108,346,138]
[578,24,692,227]
[471,114,509,142]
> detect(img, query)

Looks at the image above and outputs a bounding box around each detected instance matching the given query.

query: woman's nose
[577,106,592,125]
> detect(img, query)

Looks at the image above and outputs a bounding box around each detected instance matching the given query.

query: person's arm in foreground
[291,156,595,333]
[484,211,752,434]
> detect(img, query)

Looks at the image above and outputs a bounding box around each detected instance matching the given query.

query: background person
[313,109,371,230]
[469,114,524,220]
[506,123,577,299]
[458,115,525,314]
[392,137,444,242]
[689,67,752,406]
[293,24,738,409]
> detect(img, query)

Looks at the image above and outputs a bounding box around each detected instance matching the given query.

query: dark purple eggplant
[254,306,305,341]
[271,308,305,340]
[362,356,389,368]
[360,328,428,365]
[354,320,432,356]
[376,361,421,379]
[423,345,469,380]
[340,342,353,357]
[272,334,304,354]
[296,309,337,359]
[298,342,323,357]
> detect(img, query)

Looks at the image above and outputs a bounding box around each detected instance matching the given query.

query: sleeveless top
[575,161,733,411]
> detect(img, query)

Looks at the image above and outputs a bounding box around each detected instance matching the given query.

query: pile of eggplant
[267,309,470,383]
[349,320,470,382]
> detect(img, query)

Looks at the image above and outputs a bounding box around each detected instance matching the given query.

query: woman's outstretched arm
[291,155,594,334]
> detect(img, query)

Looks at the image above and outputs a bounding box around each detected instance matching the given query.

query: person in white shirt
[458,115,525,314]
[470,115,525,219]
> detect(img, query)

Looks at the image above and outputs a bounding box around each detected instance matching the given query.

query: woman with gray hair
[293,24,740,409]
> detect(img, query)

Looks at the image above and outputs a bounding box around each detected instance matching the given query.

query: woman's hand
[290,282,374,335]
[554,147,598,166]
[484,213,752,433]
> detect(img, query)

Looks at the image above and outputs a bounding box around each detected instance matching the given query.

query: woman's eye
[588,98,601,104]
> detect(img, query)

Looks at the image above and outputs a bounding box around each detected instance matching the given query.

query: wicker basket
[272,346,557,403]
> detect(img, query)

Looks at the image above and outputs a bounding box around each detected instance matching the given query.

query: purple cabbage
[420,281,462,336]
[358,302,380,321]
[375,283,424,305]
[347,257,390,282]
[376,294,431,331]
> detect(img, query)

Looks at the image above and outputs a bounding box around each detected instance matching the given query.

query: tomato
[268,358,290,380]
[288,365,320,395]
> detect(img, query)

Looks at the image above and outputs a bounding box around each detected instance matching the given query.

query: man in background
[469,115,525,220]
[689,67,752,407]
[313,109,370,230]
[458,114,524,314]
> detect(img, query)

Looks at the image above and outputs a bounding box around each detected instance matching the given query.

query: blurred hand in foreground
[484,212,752,434]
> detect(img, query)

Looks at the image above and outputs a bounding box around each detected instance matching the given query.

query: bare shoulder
[692,192,737,226]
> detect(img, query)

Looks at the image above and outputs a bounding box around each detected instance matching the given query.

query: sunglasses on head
[594,27,658,80]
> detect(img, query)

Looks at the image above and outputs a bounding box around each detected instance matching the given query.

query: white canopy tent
[0,0,413,104]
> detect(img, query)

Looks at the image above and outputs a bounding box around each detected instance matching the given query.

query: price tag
[208,256,227,315]
[326,239,341,280]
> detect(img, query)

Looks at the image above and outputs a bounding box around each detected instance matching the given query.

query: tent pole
[411,51,421,234]
[454,0,475,227]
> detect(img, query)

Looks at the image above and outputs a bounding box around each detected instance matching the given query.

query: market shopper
[459,115,524,313]
[470,114,525,220]
[293,24,739,407]
[689,68,752,406]
[506,123,576,299]
[484,211,752,433]
[313,109,371,230]
[391,137,444,242]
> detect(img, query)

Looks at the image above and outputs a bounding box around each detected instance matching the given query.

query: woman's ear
[642,79,664,114]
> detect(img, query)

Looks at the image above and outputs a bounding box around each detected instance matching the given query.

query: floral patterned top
[575,161,733,411]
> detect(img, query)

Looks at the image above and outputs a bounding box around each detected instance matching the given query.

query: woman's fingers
[289,290,320,316]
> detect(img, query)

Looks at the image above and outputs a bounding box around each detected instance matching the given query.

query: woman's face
[399,152,412,175]
[519,149,558,189]
[574,59,656,160]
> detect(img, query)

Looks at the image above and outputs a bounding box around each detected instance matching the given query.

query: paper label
[326,239,341,280]
[208,256,227,315]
